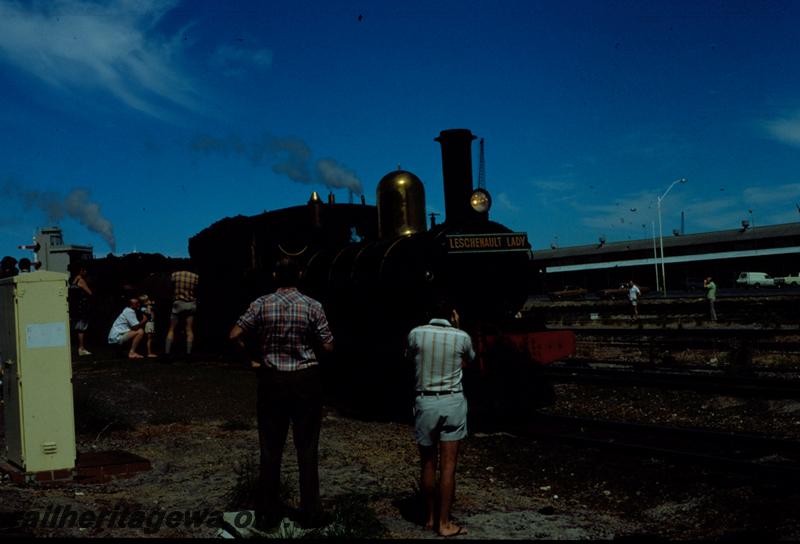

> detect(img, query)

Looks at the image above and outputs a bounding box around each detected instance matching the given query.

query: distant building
[29,227,93,274]
[533,222,800,292]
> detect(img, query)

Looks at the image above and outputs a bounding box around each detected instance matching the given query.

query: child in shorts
[139,294,158,358]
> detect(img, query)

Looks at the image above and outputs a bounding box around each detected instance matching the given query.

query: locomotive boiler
[189,129,574,419]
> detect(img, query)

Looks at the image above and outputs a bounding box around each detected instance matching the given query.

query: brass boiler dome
[376,170,427,239]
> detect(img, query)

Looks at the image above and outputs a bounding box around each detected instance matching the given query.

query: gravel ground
[545,383,800,439]
[1,357,799,539]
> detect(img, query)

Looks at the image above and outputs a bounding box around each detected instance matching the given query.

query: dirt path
[2,357,798,539]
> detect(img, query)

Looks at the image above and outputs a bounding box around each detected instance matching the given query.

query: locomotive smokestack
[435,129,477,225]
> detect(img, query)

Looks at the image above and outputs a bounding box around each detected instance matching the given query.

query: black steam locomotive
[189,129,574,418]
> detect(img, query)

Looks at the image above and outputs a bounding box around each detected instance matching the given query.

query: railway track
[540,362,800,398]
[563,327,800,350]
[552,326,800,369]
[520,414,800,484]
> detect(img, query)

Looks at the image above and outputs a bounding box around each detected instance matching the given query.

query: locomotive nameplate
[446,233,530,253]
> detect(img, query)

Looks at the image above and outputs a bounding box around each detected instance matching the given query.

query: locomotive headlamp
[470,188,492,214]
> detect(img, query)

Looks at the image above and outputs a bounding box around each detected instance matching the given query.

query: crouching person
[108,297,148,359]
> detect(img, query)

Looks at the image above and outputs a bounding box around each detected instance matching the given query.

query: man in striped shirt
[406,300,475,538]
[229,257,334,531]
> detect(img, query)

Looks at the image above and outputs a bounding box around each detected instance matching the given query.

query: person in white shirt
[107,298,148,359]
[406,300,475,538]
[628,281,641,320]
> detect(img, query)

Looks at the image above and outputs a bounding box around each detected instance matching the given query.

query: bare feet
[128,353,144,359]
[147,354,158,358]
[438,523,467,537]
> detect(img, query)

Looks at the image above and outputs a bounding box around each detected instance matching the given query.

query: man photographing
[406,299,474,538]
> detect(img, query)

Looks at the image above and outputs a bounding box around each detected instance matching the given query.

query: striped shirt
[236,287,333,372]
[171,271,199,302]
[407,318,475,393]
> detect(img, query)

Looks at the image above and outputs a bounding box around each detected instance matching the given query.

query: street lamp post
[657,178,687,295]
[652,221,660,293]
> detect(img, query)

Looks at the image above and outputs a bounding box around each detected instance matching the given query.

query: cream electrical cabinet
[0,271,76,474]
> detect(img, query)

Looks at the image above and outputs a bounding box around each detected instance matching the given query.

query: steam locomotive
[189,129,574,419]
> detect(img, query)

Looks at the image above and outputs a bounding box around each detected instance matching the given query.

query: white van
[780,273,800,286]
[735,272,780,287]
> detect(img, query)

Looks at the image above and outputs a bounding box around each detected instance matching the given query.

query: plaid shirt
[236,287,333,371]
[407,319,475,393]
[171,271,199,301]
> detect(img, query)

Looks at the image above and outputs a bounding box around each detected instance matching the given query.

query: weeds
[226,454,261,510]
[305,493,387,540]
[72,389,135,436]
[225,455,293,511]
[225,459,386,539]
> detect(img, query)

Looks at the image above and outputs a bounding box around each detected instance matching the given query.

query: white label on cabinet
[25,322,67,349]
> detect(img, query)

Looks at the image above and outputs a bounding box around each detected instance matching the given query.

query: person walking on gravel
[406,299,474,538]
[704,276,717,321]
[229,256,334,531]
[628,280,641,320]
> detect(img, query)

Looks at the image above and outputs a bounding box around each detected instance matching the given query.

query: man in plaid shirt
[229,257,334,531]
[165,269,200,358]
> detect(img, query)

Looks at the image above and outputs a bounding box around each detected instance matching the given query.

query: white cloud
[764,114,800,147]
[0,0,201,118]
[532,179,575,192]
[210,44,273,77]
[743,184,800,205]
[762,208,800,225]
[496,192,520,212]
[577,190,659,231]
[685,208,747,231]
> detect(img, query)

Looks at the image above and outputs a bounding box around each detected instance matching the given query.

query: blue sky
[1,0,799,258]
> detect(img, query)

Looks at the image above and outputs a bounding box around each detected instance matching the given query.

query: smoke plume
[2,181,116,251]
[190,134,363,195]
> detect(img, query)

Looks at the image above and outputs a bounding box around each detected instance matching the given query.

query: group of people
[0,255,38,278]
[627,276,717,321]
[65,265,200,360]
[229,256,471,537]
[106,269,199,360]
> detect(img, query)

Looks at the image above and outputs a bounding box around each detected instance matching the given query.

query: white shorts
[108,331,129,345]
[171,300,196,317]
[414,392,468,446]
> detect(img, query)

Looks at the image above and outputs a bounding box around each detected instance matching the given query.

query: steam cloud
[190,134,363,195]
[2,182,116,251]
